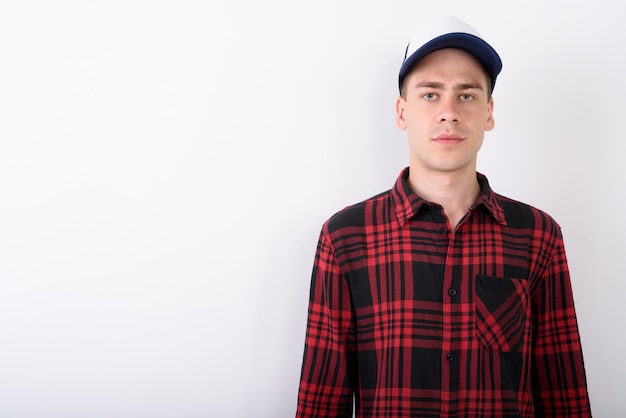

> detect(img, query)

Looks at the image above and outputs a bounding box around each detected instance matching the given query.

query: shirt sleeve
[296,227,357,418]
[530,226,592,417]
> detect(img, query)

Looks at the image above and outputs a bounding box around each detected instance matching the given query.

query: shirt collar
[390,167,507,226]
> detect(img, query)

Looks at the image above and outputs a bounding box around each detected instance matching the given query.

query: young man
[296,15,591,418]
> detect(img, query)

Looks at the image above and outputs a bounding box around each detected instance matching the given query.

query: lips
[434,133,464,145]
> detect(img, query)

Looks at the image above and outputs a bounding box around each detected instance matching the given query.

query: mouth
[433,133,464,145]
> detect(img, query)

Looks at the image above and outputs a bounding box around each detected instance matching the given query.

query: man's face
[396,48,494,176]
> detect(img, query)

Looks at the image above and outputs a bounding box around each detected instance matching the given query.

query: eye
[422,93,437,101]
[459,93,474,101]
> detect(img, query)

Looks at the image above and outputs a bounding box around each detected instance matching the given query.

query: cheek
[404,107,430,129]
[405,117,424,135]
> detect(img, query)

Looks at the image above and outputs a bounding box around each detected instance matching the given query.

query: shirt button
[446,353,455,362]
[448,288,457,297]
[439,228,449,234]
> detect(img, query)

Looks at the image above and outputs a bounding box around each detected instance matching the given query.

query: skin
[395,48,495,230]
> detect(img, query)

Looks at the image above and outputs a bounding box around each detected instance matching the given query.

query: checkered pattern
[296,168,591,417]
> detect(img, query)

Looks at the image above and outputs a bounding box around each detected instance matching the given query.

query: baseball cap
[398,15,502,94]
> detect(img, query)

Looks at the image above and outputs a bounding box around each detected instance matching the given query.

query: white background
[0,1,623,417]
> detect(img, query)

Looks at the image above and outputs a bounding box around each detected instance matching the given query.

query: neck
[407,165,481,230]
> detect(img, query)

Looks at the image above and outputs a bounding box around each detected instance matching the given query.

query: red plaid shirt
[296,168,591,417]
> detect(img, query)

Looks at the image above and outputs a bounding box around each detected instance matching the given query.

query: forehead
[407,48,490,86]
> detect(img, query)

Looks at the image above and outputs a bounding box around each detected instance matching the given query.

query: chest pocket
[474,275,528,352]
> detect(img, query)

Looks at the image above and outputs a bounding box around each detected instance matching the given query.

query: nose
[437,98,460,123]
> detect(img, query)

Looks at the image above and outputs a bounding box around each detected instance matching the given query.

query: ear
[396,96,407,130]
[485,97,495,131]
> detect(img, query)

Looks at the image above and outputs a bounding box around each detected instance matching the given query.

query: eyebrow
[414,81,484,91]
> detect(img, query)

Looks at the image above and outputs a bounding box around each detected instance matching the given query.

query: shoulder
[495,192,562,237]
[322,189,392,235]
